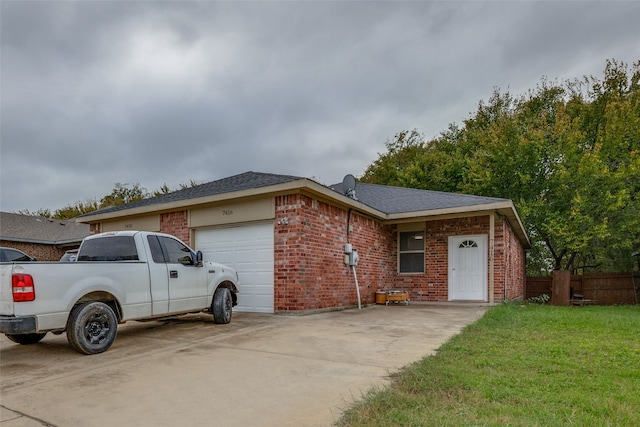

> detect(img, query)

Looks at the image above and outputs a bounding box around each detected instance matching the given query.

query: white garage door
[196,222,274,313]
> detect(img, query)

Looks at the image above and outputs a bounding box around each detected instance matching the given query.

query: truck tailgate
[0,264,16,316]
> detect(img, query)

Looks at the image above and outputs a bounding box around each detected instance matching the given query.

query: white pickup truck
[0,231,239,354]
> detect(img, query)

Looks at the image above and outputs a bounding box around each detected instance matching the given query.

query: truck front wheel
[212,287,232,324]
[5,332,47,345]
[66,302,118,355]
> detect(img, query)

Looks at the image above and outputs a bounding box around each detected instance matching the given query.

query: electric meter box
[347,249,359,266]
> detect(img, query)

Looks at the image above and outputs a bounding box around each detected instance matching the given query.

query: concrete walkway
[0,304,487,426]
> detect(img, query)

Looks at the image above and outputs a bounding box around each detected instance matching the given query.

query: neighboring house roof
[0,212,90,245]
[78,171,530,246]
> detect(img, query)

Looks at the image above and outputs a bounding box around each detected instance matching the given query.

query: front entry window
[399,230,425,273]
[459,240,478,248]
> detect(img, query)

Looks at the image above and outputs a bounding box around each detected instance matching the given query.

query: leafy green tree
[99,182,147,207]
[16,181,204,220]
[15,208,53,218]
[179,179,201,190]
[152,183,172,197]
[362,130,427,187]
[362,59,640,274]
[53,199,100,220]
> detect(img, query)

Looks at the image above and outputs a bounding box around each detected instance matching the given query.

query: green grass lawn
[337,304,640,427]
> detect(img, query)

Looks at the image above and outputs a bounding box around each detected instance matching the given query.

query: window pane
[160,236,193,265]
[147,235,166,263]
[400,231,424,251]
[399,230,425,273]
[78,236,138,261]
[400,253,424,273]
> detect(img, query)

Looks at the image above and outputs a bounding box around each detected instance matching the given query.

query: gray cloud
[2,1,639,212]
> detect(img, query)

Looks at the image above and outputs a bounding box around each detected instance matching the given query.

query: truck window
[146,235,166,263]
[78,236,139,261]
[159,236,194,266]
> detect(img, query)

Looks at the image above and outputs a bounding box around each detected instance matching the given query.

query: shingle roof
[329,181,508,214]
[81,171,511,218]
[81,171,305,217]
[75,171,527,246]
[0,212,90,244]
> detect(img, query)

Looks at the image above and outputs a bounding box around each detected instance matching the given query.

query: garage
[196,222,274,313]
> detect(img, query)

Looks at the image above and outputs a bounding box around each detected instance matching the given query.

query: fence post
[551,270,570,306]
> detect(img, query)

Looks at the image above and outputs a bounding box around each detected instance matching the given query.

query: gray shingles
[330,181,508,214]
[79,170,508,219]
[81,171,304,217]
[0,212,90,244]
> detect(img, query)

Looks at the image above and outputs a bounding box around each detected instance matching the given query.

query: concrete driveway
[0,304,487,427]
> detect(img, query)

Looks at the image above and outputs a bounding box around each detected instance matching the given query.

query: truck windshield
[77,236,139,261]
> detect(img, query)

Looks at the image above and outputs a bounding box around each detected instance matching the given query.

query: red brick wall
[493,217,506,301]
[394,216,491,302]
[396,215,525,303]
[274,194,395,312]
[490,216,526,302]
[159,211,190,245]
[273,197,527,310]
[0,240,67,262]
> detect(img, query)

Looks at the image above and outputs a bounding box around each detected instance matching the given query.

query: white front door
[196,222,274,313]
[448,235,487,301]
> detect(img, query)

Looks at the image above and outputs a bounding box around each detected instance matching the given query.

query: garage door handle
[170,270,178,278]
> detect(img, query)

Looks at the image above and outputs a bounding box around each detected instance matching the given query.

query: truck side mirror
[195,251,204,267]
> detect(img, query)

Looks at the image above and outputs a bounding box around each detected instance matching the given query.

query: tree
[53,199,100,220]
[361,129,427,187]
[99,182,147,207]
[17,181,204,220]
[362,59,640,274]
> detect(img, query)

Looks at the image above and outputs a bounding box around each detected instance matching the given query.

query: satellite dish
[342,174,358,200]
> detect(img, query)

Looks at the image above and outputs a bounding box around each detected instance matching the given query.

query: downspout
[489,213,495,304]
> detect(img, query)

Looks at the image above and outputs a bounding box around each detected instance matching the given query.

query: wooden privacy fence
[526,272,640,305]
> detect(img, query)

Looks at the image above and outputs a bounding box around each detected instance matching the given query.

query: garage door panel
[196,223,274,313]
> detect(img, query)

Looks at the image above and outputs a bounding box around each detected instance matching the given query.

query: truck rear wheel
[212,287,232,324]
[66,302,117,355]
[5,332,47,345]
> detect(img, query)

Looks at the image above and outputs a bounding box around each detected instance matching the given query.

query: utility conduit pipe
[352,265,362,309]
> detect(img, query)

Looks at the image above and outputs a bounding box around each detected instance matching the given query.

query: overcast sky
[1,1,638,213]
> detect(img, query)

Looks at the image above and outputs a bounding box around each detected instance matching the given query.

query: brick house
[78,171,530,313]
[0,212,90,261]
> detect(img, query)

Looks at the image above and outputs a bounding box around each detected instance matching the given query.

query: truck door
[146,235,170,315]
[158,236,208,313]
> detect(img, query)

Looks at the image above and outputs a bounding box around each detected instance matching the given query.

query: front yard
[338,303,640,426]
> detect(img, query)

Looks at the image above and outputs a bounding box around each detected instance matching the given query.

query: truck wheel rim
[85,312,110,344]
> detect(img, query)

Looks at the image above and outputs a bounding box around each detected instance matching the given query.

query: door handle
[170,270,178,278]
